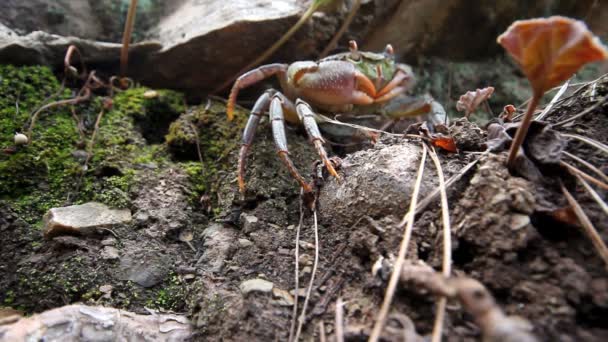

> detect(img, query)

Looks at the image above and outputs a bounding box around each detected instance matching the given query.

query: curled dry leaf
[501,104,517,121]
[497,16,608,95]
[456,87,495,118]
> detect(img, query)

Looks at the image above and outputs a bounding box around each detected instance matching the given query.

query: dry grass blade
[288,191,306,342]
[369,143,428,342]
[575,174,608,217]
[294,210,320,341]
[562,133,608,155]
[335,297,345,342]
[318,320,327,342]
[536,79,570,121]
[428,146,452,342]
[399,151,487,227]
[561,161,608,190]
[560,182,608,270]
[554,96,608,127]
[563,151,608,183]
[319,0,361,58]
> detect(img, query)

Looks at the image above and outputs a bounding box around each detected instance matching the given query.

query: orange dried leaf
[431,136,458,153]
[501,104,517,120]
[456,87,494,117]
[497,16,608,95]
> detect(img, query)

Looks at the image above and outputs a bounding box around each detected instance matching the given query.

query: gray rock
[240,214,260,233]
[43,202,131,238]
[240,278,274,294]
[238,238,254,248]
[101,246,119,260]
[0,25,161,67]
[197,223,237,273]
[118,253,168,288]
[0,304,193,341]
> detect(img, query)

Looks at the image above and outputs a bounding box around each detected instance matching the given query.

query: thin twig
[562,133,608,155]
[319,0,361,58]
[575,174,608,217]
[561,161,608,190]
[428,146,452,342]
[27,88,91,141]
[553,96,608,127]
[369,143,428,342]
[294,209,321,341]
[560,181,608,270]
[289,189,306,342]
[335,297,345,342]
[563,151,608,183]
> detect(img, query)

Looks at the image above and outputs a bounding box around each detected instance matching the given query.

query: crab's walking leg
[227,63,288,121]
[295,99,341,181]
[238,90,274,193]
[270,96,313,193]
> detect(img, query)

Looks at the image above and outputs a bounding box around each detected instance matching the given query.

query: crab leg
[227,63,288,121]
[237,90,274,193]
[295,99,341,180]
[270,95,313,193]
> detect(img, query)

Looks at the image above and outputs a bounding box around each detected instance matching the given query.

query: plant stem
[120,0,139,78]
[507,93,540,168]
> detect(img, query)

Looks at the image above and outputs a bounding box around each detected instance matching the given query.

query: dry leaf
[456,87,495,117]
[431,136,458,153]
[497,16,608,95]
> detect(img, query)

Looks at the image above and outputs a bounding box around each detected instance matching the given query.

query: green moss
[168,101,248,202]
[0,65,178,222]
[145,273,187,311]
[0,65,80,221]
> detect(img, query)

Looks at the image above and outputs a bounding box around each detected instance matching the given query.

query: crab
[227,40,444,194]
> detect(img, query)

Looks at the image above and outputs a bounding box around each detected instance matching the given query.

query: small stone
[301,266,312,275]
[510,214,530,231]
[101,237,116,246]
[99,284,113,293]
[13,133,28,145]
[43,202,131,238]
[272,288,294,306]
[289,288,307,297]
[101,246,119,260]
[183,274,196,281]
[240,214,260,233]
[71,150,89,162]
[299,254,313,266]
[143,90,159,99]
[240,278,274,294]
[238,238,253,248]
[298,241,314,250]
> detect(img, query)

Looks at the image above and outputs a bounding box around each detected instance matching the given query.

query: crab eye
[384,44,394,57]
[349,40,361,61]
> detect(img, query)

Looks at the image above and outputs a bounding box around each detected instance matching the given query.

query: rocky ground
[0,57,606,341]
[1,1,608,341]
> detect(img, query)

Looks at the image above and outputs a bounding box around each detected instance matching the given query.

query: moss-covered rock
[167,100,248,201]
